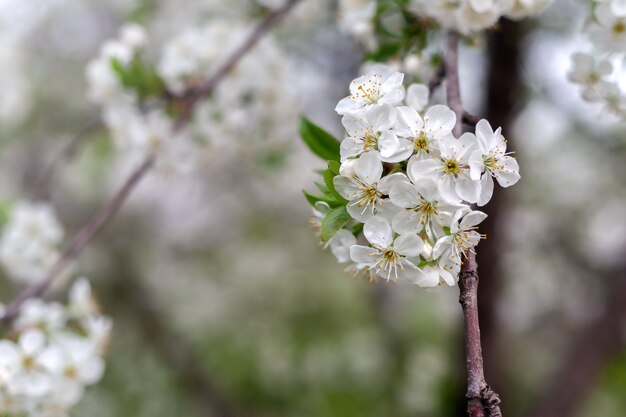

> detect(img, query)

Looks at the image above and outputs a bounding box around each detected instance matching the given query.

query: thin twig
[445,31,503,417]
[463,112,481,126]
[33,120,104,200]
[176,0,304,127]
[427,63,446,92]
[1,0,304,324]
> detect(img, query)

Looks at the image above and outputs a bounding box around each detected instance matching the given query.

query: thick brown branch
[1,0,304,324]
[445,31,503,417]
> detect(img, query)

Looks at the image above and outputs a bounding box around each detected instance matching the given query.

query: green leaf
[442,226,451,235]
[323,169,349,205]
[315,182,329,194]
[328,160,341,175]
[303,190,346,208]
[299,117,341,162]
[321,206,351,241]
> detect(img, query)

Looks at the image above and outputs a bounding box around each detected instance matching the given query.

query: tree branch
[445,31,503,417]
[33,120,104,200]
[1,0,304,324]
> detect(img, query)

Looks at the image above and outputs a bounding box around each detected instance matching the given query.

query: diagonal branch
[445,31,503,417]
[1,0,305,324]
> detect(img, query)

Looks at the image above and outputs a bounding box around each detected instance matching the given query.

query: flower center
[614,21,626,34]
[22,356,35,371]
[363,132,378,150]
[414,132,429,151]
[356,80,381,103]
[443,159,460,175]
[376,248,401,281]
[64,366,78,379]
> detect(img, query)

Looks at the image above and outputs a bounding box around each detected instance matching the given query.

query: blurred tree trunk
[478,18,525,396]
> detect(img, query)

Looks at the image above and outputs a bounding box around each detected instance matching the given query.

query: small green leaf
[328,160,341,175]
[323,169,349,205]
[321,206,351,241]
[442,226,451,235]
[300,117,341,162]
[315,182,329,194]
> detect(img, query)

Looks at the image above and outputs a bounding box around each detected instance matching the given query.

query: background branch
[1,0,305,324]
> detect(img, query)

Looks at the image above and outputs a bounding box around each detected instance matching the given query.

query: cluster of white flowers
[0,200,112,416]
[86,23,199,172]
[568,1,626,117]
[0,202,64,285]
[410,0,554,34]
[311,65,520,287]
[0,279,111,417]
[86,19,299,172]
[159,21,298,160]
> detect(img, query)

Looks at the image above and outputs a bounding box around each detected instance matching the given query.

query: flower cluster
[86,19,298,172]
[0,202,64,285]
[305,65,520,287]
[410,0,554,34]
[86,23,199,173]
[159,21,298,162]
[0,279,111,417]
[568,2,626,117]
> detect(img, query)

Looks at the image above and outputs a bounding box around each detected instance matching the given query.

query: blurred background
[0,0,625,416]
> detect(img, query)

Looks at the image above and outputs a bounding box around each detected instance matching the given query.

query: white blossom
[349,217,424,281]
[433,209,487,272]
[468,119,520,206]
[334,151,401,221]
[335,66,405,115]
[0,201,64,284]
[408,134,481,204]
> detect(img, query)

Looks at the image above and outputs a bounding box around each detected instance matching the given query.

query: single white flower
[335,66,405,115]
[383,104,456,162]
[389,176,462,235]
[568,52,613,102]
[468,119,520,206]
[0,330,52,398]
[340,104,399,162]
[334,151,402,221]
[408,133,481,204]
[589,3,626,52]
[350,217,424,281]
[433,209,487,271]
[328,229,357,263]
[40,335,105,407]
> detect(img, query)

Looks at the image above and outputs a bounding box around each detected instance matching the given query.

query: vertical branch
[479,18,524,395]
[445,31,502,417]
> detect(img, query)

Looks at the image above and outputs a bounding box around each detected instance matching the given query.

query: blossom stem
[1,0,305,325]
[445,30,503,417]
